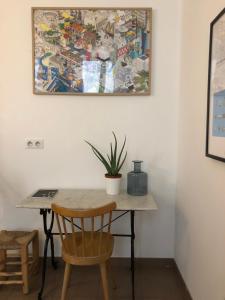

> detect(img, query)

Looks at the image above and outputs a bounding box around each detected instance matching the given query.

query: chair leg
[0,250,6,281]
[32,231,40,274]
[107,260,117,290]
[21,246,29,294]
[100,262,109,300]
[61,263,72,300]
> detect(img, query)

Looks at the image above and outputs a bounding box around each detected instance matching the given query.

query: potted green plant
[85,132,127,195]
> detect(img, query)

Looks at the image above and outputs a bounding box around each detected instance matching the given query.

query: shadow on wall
[175,203,190,273]
[0,174,22,223]
[137,165,176,257]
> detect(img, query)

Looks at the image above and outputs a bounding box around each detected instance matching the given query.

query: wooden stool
[0,230,39,294]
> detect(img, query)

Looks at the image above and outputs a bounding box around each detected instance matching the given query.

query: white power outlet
[26,139,44,149]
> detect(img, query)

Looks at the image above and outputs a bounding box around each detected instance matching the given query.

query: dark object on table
[127,161,148,196]
[32,189,58,198]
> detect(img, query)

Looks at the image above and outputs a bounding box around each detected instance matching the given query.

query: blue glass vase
[127,161,148,196]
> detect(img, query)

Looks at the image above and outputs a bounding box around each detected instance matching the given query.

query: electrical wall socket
[26,139,44,149]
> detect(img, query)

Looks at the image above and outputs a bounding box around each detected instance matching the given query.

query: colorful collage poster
[32,8,152,95]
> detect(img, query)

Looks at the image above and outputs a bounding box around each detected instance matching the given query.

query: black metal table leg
[38,231,49,300]
[50,234,57,269]
[130,210,135,300]
[38,209,57,300]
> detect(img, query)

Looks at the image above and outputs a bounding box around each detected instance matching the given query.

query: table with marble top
[17,189,157,300]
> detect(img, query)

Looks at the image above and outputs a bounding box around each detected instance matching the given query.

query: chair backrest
[52,202,116,256]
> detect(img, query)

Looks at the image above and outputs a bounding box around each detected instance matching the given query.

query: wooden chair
[52,202,116,300]
[0,230,39,294]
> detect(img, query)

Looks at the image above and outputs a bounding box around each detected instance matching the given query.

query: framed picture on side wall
[206,7,225,162]
[32,7,152,96]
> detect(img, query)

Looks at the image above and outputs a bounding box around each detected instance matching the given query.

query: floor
[0,258,192,300]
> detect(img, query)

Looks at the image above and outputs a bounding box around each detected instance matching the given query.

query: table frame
[38,208,136,300]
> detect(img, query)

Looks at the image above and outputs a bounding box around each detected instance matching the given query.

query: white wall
[0,0,180,257]
[175,0,225,299]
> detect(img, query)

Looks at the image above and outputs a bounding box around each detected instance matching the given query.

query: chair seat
[0,231,37,250]
[62,232,114,266]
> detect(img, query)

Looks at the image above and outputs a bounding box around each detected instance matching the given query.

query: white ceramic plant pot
[105,174,122,195]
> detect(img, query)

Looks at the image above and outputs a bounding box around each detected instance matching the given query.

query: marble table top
[16,189,158,211]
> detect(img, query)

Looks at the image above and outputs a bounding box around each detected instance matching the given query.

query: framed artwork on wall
[32,7,152,96]
[206,8,225,162]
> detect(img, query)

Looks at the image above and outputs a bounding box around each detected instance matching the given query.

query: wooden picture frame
[32,7,152,96]
[206,8,225,162]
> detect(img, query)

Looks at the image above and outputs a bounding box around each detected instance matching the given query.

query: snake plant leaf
[107,154,111,164]
[116,135,126,171]
[110,142,116,174]
[117,151,127,173]
[112,132,117,172]
[90,146,107,165]
[85,141,111,173]
[85,132,127,176]
[110,142,114,163]
[92,147,111,174]
[91,147,112,174]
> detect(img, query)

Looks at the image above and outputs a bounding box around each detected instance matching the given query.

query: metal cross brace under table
[38,209,136,300]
